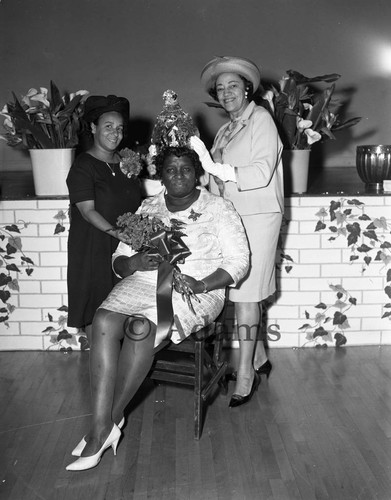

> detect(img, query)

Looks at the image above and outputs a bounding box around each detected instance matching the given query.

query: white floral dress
[100,187,249,346]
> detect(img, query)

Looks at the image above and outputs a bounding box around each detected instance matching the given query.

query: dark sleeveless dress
[66,152,141,328]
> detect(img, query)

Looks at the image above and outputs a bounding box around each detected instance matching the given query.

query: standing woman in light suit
[191,56,284,408]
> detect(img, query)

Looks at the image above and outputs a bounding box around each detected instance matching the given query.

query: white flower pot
[282,149,310,194]
[29,148,75,196]
[141,178,164,197]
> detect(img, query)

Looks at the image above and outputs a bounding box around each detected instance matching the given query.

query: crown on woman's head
[150,90,198,155]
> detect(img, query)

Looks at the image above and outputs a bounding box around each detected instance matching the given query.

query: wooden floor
[1,346,391,500]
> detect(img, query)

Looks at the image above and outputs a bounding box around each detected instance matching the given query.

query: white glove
[190,136,236,183]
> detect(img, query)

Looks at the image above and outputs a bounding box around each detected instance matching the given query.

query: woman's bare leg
[82,308,127,456]
[233,301,259,396]
[253,302,269,369]
[111,315,156,424]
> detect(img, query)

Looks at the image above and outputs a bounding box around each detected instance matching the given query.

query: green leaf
[57,329,72,341]
[50,81,63,111]
[357,244,372,253]
[4,224,20,233]
[42,326,56,333]
[315,220,326,232]
[11,92,54,149]
[6,263,20,273]
[373,217,389,230]
[364,256,372,266]
[6,243,17,255]
[333,311,347,325]
[363,230,378,241]
[329,284,347,294]
[346,223,360,246]
[54,223,65,235]
[313,326,328,338]
[8,236,22,251]
[334,332,347,347]
[21,256,35,265]
[329,200,341,222]
[0,273,12,286]
[8,279,19,291]
[332,116,362,131]
[286,70,341,85]
[0,290,11,303]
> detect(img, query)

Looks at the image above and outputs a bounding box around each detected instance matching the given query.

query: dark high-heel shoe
[227,359,272,382]
[255,359,272,379]
[229,372,260,408]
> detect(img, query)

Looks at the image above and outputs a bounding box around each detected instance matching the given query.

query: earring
[245,90,249,99]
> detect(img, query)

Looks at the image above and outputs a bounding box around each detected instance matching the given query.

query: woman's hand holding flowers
[174,274,205,294]
[190,136,236,182]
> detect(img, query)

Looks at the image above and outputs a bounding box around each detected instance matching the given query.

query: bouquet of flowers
[115,212,199,313]
[0,81,89,149]
[261,70,361,150]
[119,148,143,178]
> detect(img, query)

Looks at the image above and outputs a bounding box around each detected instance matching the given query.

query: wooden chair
[148,317,228,439]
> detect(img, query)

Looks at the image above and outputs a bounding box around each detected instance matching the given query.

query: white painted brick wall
[269,195,391,348]
[1,196,390,350]
[0,199,71,350]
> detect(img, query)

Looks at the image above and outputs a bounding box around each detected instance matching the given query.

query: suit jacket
[209,101,284,215]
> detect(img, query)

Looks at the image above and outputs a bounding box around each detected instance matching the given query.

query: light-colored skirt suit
[209,101,284,303]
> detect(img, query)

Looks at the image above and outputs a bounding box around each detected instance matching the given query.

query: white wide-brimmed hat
[200,56,261,94]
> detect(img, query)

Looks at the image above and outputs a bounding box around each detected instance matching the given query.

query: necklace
[105,162,116,177]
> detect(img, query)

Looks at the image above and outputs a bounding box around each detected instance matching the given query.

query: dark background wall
[1,0,391,171]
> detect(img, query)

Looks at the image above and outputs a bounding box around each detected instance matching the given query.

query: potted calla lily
[261,70,361,193]
[261,70,361,150]
[1,81,89,196]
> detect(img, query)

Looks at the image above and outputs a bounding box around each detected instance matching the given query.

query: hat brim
[200,56,261,95]
[83,95,130,123]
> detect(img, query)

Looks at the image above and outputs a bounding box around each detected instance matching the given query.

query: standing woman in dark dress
[66,95,141,340]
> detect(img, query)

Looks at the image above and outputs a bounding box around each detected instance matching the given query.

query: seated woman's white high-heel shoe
[71,416,125,457]
[66,423,121,471]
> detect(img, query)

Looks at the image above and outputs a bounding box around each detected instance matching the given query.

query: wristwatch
[199,280,208,293]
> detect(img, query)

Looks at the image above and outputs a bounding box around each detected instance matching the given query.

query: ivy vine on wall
[0,221,34,326]
[314,198,391,322]
[43,305,89,352]
[300,283,356,347]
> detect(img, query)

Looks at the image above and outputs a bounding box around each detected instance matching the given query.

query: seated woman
[66,146,249,471]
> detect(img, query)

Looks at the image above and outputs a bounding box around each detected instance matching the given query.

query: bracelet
[199,280,208,293]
